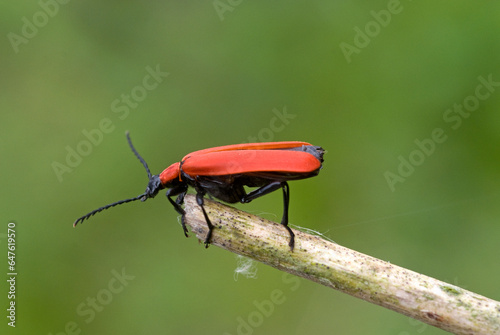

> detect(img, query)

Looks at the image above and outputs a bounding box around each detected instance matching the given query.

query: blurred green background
[1,1,499,334]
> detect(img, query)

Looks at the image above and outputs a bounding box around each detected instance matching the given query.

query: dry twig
[183,195,500,335]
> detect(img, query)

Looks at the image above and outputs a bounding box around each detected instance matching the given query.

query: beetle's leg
[241,181,294,251]
[241,181,282,202]
[166,185,189,237]
[194,188,214,248]
[175,191,186,206]
[280,182,294,251]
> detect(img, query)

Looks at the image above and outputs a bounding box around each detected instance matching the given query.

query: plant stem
[183,195,500,335]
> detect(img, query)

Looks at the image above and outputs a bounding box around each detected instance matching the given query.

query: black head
[73,132,165,227]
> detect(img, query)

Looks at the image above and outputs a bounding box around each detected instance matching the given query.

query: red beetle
[74,132,325,250]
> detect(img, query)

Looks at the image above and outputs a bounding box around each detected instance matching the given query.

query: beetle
[73,132,325,251]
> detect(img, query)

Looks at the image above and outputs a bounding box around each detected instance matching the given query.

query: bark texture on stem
[183,195,500,335]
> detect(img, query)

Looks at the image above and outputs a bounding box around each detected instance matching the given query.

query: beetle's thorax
[159,162,181,186]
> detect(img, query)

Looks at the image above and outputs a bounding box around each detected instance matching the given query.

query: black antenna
[126,131,152,179]
[73,131,152,227]
[73,194,146,227]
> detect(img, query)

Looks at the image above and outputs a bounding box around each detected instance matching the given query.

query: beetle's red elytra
[74,132,325,251]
